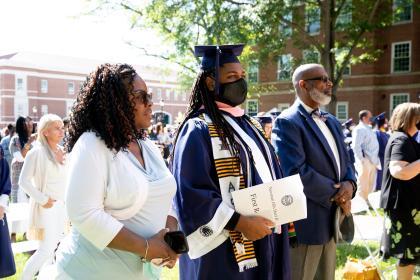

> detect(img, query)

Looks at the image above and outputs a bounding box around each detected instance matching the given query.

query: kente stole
[200,113,269,272]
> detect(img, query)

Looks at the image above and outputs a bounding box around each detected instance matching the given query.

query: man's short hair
[359,110,370,121]
[7,123,14,130]
[292,63,324,92]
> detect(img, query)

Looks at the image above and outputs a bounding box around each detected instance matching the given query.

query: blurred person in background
[352,110,380,201]
[380,102,420,280]
[373,112,390,191]
[0,145,16,278]
[342,118,356,174]
[19,114,68,280]
[9,116,37,241]
[1,123,15,168]
[255,114,273,141]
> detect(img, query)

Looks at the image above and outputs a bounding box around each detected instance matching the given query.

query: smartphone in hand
[164,231,189,254]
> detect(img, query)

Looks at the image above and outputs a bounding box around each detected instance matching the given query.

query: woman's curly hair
[66,63,144,153]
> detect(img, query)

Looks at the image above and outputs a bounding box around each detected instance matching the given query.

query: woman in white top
[19,114,67,280]
[55,63,178,279]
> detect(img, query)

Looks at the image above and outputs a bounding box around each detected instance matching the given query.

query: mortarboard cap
[194,44,245,70]
[270,111,281,117]
[373,112,386,124]
[255,115,273,125]
[342,118,353,128]
[194,44,245,97]
[256,116,273,124]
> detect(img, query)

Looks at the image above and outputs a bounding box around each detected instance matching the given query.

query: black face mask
[214,78,248,107]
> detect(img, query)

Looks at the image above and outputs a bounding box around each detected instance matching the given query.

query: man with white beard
[271,64,357,280]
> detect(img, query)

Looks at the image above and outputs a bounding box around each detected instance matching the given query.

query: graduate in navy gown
[0,146,16,278]
[171,44,291,280]
[373,112,390,191]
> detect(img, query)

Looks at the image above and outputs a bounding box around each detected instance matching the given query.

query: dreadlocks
[171,70,241,161]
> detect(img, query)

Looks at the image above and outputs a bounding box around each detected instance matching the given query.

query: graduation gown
[0,146,16,278]
[172,111,291,280]
[375,130,390,191]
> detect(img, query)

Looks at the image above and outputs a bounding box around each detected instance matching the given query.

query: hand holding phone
[164,231,189,254]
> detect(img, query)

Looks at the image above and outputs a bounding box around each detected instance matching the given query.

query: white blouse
[56,132,177,279]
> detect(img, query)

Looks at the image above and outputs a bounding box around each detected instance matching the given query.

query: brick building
[0,52,188,127]
[245,0,420,122]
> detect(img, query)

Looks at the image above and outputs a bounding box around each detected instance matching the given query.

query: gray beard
[309,88,331,106]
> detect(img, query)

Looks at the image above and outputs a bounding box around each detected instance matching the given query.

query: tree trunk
[324,0,337,114]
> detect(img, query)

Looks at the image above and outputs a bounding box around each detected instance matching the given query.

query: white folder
[231,174,307,225]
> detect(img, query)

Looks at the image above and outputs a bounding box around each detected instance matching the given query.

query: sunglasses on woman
[131,89,152,105]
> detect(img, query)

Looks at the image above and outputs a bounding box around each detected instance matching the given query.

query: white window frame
[182,92,187,101]
[15,75,27,95]
[246,99,259,116]
[66,100,74,116]
[248,61,259,83]
[336,0,352,28]
[390,93,410,113]
[336,101,349,121]
[305,6,320,35]
[166,89,171,100]
[68,82,75,95]
[41,104,48,116]
[392,0,413,24]
[279,11,293,37]
[14,97,28,119]
[277,54,293,81]
[303,49,320,63]
[41,79,48,93]
[391,41,411,73]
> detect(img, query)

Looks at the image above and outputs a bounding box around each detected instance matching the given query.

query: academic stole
[200,113,258,272]
[249,117,294,238]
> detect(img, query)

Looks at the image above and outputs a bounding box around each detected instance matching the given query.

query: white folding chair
[7,202,40,254]
[351,195,385,279]
[367,191,382,218]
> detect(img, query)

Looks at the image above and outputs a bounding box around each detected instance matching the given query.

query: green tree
[253,0,415,111]
[87,0,415,112]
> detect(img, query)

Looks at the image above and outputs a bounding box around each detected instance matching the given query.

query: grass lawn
[5,241,419,279]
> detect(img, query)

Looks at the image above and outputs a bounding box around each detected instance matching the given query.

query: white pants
[21,201,66,280]
[355,158,377,200]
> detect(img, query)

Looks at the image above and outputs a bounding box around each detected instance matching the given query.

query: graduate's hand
[146,229,177,263]
[162,257,179,269]
[235,215,274,241]
[0,206,5,220]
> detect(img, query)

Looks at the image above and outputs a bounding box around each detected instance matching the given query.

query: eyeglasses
[131,89,152,105]
[304,76,332,83]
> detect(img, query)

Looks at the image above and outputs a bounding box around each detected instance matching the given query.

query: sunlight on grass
[5,241,419,280]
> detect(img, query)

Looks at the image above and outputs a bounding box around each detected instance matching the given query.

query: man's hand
[332,181,353,205]
[340,200,351,216]
[234,215,274,241]
[0,206,5,220]
[42,197,56,209]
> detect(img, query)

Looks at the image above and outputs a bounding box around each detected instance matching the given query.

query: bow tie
[310,109,328,122]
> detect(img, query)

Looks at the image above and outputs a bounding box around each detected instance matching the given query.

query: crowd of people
[0,43,419,280]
